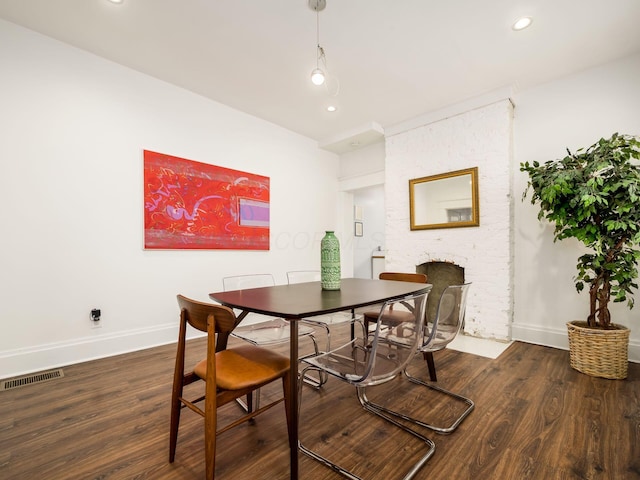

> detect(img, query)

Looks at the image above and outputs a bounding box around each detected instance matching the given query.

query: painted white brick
[385,100,513,340]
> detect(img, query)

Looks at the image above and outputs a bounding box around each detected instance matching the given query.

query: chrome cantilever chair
[170,295,292,479]
[362,272,438,381]
[287,270,364,388]
[285,270,321,285]
[223,274,317,346]
[222,274,319,397]
[360,283,474,434]
[299,289,435,480]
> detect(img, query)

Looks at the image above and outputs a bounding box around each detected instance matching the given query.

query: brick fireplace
[383,100,513,341]
[416,260,465,323]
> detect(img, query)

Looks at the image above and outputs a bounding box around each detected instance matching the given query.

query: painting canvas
[143,150,270,250]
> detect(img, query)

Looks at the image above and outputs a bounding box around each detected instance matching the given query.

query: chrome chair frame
[287,270,365,389]
[360,283,474,435]
[222,274,321,402]
[298,289,436,480]
[362,272,437,382]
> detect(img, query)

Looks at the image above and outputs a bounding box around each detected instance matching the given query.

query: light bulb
[512,17,532,31]
[311,68,325,86]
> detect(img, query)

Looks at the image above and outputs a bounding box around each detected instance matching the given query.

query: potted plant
[520,133,640,379]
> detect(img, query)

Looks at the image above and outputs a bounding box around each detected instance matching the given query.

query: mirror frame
[409,167,479,230]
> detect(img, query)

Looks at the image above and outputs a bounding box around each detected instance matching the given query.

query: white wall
[338,53,640,360]
[338,141,386,279]
[352,185,386,279]
[385,100,514,341]
[0,20,341,378]
[339,141,385,180]
[512,53,640,361]
[3,22,638,379]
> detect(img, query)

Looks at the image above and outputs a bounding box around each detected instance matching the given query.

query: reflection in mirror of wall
[409,167,479,230]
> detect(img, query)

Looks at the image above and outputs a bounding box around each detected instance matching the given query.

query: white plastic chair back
[222,274,275,291]
[286,270,321,284]
[222,273,316,340]
[222,274,277,327]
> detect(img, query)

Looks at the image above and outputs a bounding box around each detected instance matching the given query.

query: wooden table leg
[289,318,299,479]
[424,351,437,382]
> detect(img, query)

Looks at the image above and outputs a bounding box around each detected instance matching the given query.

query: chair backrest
[423,283,471,351]
[377,272,427,313]
[286,270,321,284]
[176,295,237,351]
[222,274,275,291]
[358,289,430,385]
[379,272,428,284]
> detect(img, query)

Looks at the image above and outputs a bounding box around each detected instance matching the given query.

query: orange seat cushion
[194,344,290,390]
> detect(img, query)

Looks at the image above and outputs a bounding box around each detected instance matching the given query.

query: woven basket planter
[567,321,630,379]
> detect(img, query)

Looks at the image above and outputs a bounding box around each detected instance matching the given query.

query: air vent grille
[1,369,64,391]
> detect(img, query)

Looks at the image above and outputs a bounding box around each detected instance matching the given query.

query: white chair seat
[232,318,316,345]
[303,311,362,326]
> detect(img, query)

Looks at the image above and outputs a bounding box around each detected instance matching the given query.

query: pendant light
[309,0,327,86]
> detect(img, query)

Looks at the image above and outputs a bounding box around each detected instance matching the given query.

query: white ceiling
[1,0,639,152]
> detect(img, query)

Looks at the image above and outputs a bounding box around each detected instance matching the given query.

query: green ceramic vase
[320,231,341,290]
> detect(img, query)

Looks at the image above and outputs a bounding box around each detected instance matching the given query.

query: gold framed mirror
[409,167,479,230]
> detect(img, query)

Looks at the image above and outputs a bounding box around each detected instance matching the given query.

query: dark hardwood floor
[1,328,639,480]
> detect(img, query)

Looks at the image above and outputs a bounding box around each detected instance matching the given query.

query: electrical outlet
[91,308,102,328]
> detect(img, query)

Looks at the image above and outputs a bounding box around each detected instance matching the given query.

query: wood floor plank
[1,338,638,479]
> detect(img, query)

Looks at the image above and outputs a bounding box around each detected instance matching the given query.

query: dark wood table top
[209,277,431,319]
[209,277,431,479]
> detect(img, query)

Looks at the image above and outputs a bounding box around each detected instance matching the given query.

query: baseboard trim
[512,323,640,363]
[0,324,204,380]
[4,322,636,380]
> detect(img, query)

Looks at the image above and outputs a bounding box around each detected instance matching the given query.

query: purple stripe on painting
[239,199,270,227]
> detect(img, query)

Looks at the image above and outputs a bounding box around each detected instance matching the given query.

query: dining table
[209,277,432,479]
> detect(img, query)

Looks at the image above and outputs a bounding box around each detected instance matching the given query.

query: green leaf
[521,133,640,318]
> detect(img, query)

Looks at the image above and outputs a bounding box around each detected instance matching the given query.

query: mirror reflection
[409,167,479,230]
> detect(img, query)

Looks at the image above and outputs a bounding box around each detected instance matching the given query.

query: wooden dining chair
[362,272,438,381]
[222,274,319,397]
[169,295,292,479]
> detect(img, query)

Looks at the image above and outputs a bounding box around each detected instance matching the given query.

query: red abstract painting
[143,150,270,250]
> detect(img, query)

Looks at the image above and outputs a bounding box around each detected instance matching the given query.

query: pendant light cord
[316,7,321,68]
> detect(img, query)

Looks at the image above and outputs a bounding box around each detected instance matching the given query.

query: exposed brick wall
[384,100,513,340]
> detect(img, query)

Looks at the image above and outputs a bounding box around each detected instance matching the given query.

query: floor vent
[1,369,64,391]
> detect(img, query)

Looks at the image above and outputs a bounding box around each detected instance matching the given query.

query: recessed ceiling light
[327,105,337,112]
[512,16,532,31]
[108,0,124,4]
